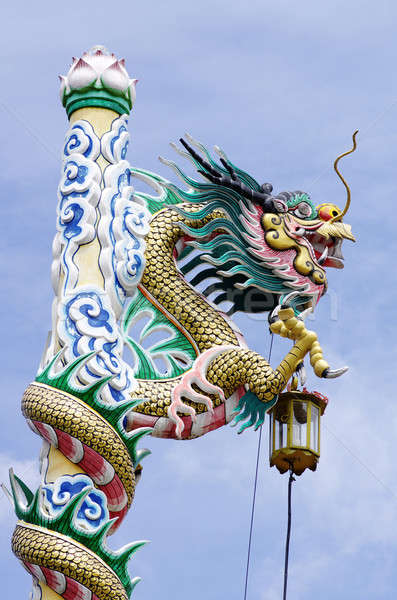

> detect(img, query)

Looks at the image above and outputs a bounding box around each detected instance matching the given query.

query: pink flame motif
[168,346,236,438]
[59,45,137,103]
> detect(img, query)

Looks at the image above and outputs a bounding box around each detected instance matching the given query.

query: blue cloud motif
[63,120,100,160]
[63,161,89,187]
[110,122,129,160]
[64,291,117,358]
[42,474,108,532]
[104,168,148,307]
[64,128,92,158]
[125,249,142,279]
[55,151,101,292]
[97,115,151,316]
[124,205,148,236]
[78,301,113,333]
[60,289,135,403]
[60,201,83,240]
[101,114,130,163]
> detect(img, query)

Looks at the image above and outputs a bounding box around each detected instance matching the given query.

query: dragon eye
[293,202,312,219]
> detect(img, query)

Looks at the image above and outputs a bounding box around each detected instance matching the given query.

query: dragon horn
[331,129,359,223]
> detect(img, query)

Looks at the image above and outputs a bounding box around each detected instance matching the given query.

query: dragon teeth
[318,246,328,265]
[332,239,344,259]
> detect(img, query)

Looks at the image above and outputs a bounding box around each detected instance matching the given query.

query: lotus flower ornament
[60,45,137,116]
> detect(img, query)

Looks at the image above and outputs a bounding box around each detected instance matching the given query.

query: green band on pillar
[64,89,132,117]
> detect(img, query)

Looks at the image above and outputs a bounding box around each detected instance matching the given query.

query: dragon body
[125,137,355,439]
[7,46,356,600]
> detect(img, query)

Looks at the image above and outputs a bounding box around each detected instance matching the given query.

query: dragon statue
[5,46,356,600]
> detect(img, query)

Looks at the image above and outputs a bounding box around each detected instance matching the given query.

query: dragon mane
[131,135,315,317]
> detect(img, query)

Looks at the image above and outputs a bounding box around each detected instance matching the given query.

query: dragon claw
[167,346,234,437]
[270,304,349,383]
[297,306,313,322]
[322,366,349,379]
[296,361,307,386]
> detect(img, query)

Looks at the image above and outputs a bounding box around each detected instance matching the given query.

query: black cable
[243,334,274,600]
[243,422,263,600]
[283,470,295,600]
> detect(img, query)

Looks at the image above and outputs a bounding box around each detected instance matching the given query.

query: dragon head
[260,191,355,291]
[133,133,357,317]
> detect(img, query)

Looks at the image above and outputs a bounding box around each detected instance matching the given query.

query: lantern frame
[269,390,328,476]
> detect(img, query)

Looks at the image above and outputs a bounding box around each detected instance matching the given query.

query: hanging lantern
[269,389,328,476]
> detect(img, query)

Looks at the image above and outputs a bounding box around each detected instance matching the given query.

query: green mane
[130,137,311,316]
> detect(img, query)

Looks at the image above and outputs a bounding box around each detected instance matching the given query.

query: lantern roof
[284,388,328,415]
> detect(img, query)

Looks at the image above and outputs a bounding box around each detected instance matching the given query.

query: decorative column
[6,46,152,600]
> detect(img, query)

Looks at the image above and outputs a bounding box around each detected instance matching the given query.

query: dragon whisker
[331,129,359,223]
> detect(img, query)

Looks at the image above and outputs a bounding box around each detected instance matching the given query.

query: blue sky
[1,1,397,598]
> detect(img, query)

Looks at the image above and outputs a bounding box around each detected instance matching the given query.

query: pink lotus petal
[101,61,129,91]
[129,79,138,104]
[84,53,116,76]
[68,58,97,90]
[58,75,67,100]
